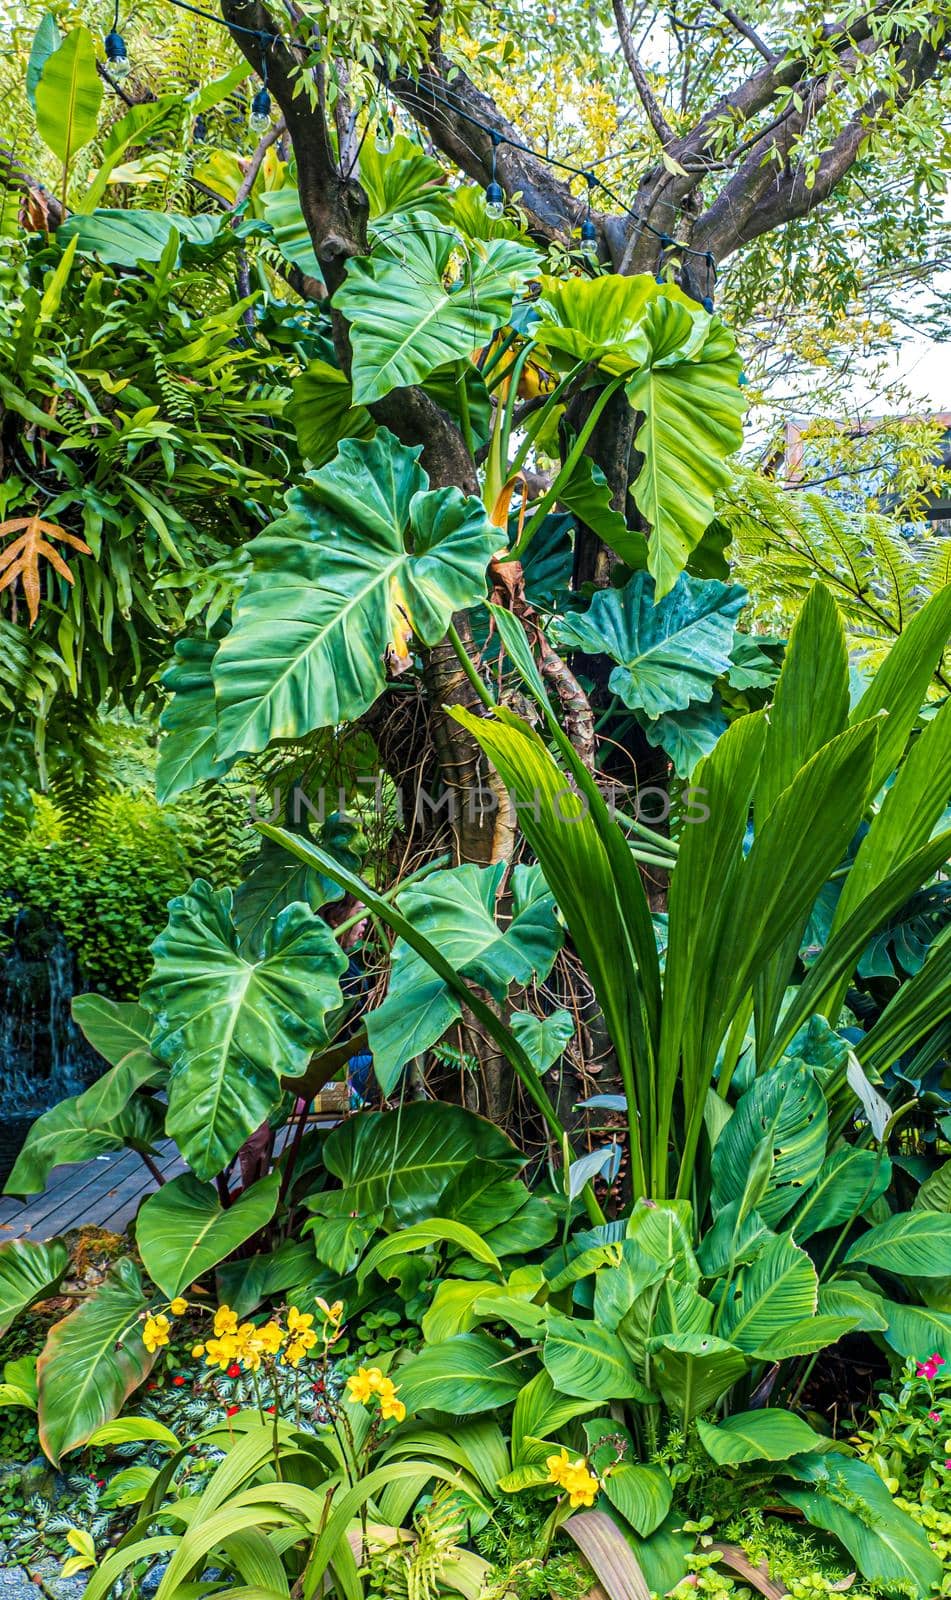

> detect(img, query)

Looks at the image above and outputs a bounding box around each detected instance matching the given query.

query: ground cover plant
[1,0,950,1595]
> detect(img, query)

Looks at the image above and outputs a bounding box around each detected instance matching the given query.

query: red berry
[312,1380,325,1393]
[172,1376,185,1387]
[227,1364,241,1378]
[265,1405,275,1414]
[226,1404,239,1417]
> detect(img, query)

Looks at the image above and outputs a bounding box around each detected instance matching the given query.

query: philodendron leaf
[0,1239,68,1338]
[336,229,540,404]
[552,571,746,718]
[213,430,501,757]
[510,1009,574,1072]
[34,27,102,169]
[627,295,746,597]
[287,358,374,467]
[4,1090,163,1198]
[155,636,236,803]
[37,1260,154,1465]
[136,1171,281,1298]
[696,1409,822,1466]
[233,813,363,957]
[366,862,562,1093]
[142,879,347,1180]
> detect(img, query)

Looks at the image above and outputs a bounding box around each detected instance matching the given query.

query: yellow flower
[256,1320,286,1355]
[283,1337,310,1367]
[546,1448,598,1506]
[546,1447,572,1487]
[169,1297,188,1316]
[143,1314,171,1353]
[346,1365,385,1404]
[378,1379,406,1423]
[214,1305,238,1336]
[233,1323,264,1371]
[204,1334,238,1370]
[191,1343,206,1359]
[287,1306,315,1336]
[315,1297,344,1327]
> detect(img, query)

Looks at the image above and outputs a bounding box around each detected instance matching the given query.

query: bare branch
[611,0,677,145]
[233,117,286,207]
[703,0,776,64]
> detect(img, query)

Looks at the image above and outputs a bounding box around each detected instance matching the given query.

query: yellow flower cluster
[345,1365,407,1423]
[190,1303,321,1371]
[546,1447,600,1508]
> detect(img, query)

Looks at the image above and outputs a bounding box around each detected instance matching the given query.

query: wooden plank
[0,1149,139,1232]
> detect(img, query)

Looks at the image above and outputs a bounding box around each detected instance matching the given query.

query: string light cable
[144,0,719,297]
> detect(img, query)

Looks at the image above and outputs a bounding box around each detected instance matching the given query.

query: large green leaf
[647,1332,748,1422]
[718,1233,818,1356]
[142,879,347,1180]
[532,273,661,374]
[34,26,102,169]
[552,571,745,718]
[396,1331,526,1415]
[322,1102,522,1225]
[0,1239,68,1338]
[26,12,61,107]
[601,1463,673,1537]
[358,1218,503,1285]
[817,1280,888,1331]
[336,230,540,404]
[880,1299,951,1363]
[258,184,323,278]
[844,1210,951,1278]
[366,862,562,1092]
[5,1090,164,1197]
[37,1260,154,1465]
[848,585,951,795]
[213,430,500,757]
[57,209,222,267]
[79,95,185,211]
[781,1453,942,1596]
[511,1370,597,1459]
[643,697,728,778]
[712,1061,828,1227]
[627,298,745,597]
[359,132,452,230]
[696,1408,821,1465]
[136,1171,281,1298]
[232,813,362,957]
[543,1310,652,1402]
[287,359,374,467]
[155,636,235,803]
[791,1148,892,1241]
[71,995,153,1067]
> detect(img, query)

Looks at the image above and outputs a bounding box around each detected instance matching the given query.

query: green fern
[720,469,951,688]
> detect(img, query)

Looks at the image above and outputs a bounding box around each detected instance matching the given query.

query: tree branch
[611,0,677,145]
[703,0,776,63]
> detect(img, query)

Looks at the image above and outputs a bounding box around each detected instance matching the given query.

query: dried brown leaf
[0,515,91,626]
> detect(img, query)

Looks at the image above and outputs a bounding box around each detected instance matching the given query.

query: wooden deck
[0,1140,189,1240]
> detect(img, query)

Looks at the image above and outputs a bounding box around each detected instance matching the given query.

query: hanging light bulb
[485,179,505,220]
[701,294,714,313]
[580,216,598,262]
[249,85,272,135]
[374,116,394,154]
[104,29,131,80]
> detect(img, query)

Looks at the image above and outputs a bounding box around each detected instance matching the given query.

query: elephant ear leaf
[626,296,745,598]
[137,1171,281,1298]
[212,429,500,757]
[142,879,347,1180]
[336,229,540,404]
[155,635,237,803]
[552,571,745,718]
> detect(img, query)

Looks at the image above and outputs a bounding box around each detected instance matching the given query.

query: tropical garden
[1,0,951,1596]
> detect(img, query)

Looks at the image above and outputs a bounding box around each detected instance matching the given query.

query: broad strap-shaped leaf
[142,879,347,1180]
[34,26,102,169]
[712,1060,828,1227]
[553,571,745,718]
[136,1171,281,1298]
[696,1408,821,1466]
[718,1232,819,1356]
[627,297,745,597]
[396,1331,527,1415]
[322,1101,522,1226]
[213,430,501,757]
[0,1239,68,1338]
[780,1453,942,1596]
[366,862,562,1092]
[646,1332,749,1423]
[844,1209,951,1277]
[849,584,951,795]
[543,1309,653,1402]
[601,1463,673,1538]
[790,1147,892,1241]
[155,635,236,803]
[337,229,540,404]
[37,1259,155,1465]
[880,1298,951,1363]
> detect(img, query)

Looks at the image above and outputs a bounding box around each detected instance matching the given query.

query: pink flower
[929,1411,941,1421]
[944,1459,951,1471]
[916,1354,945,1380]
